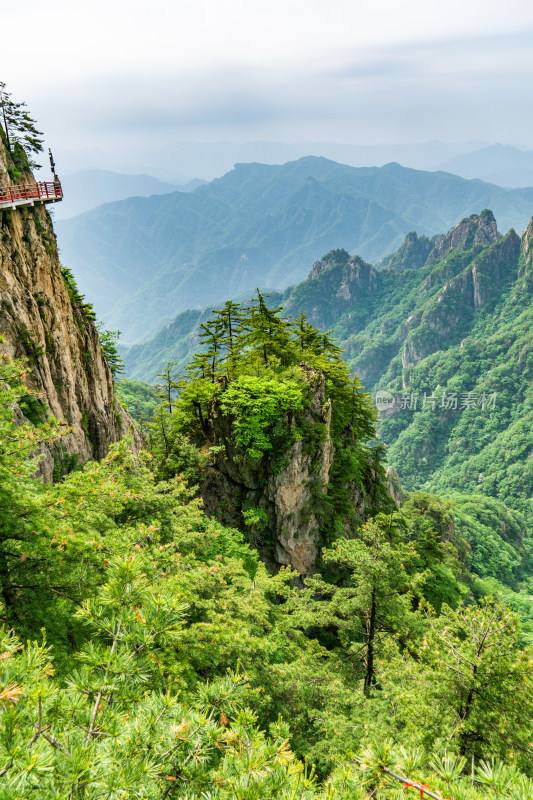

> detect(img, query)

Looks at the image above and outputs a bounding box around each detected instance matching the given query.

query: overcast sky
[3,0,533,177]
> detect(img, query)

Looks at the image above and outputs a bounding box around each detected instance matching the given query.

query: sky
[2,0,533,178]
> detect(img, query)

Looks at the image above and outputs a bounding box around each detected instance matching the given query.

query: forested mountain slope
[3,162,533,792]
[122,211,532,531]
[5,91,533,797]
[56,157,533,343]
[5,295,533,797]
[284,212,532,517]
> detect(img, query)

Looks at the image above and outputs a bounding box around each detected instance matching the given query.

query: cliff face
[0,142,140,480]
[519,217,533,283]
[400,229,521,368]
[425,210,501,265]
[200,365,336,576]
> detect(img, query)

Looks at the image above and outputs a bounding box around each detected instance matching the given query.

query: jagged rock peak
[426,210,500,265]
[310,248,351,279]
[0,139,141,480]
[519,215,533,280]
[307,250,377,309]
[381,231,436,272]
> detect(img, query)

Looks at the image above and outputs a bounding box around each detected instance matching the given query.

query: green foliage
[0,81,44,164]
[401,492,467,610]
[0,564,313,799]
[450,493,530,585]
[219,373,305,460]
[95,320,125,377]
[290,516,419,695]
[116,378,159,426]
[16,324,44,365]
[2,343,533,795]
[59,266,97,322]
[408,600,533,762]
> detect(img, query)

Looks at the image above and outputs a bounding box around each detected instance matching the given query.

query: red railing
[0,180,63,207]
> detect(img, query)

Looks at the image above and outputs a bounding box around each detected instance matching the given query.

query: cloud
[12,22,533,170]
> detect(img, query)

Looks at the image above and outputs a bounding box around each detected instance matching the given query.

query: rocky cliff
[200,365,335,575]
[400,227,520,368]
[379,211,501,273]
[199,363,379,577]
[425,209,501,265]
[285,250,378,334]
[0,140,140,480]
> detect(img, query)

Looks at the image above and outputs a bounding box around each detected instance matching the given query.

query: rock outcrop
[425,210,501,265]
[287,251,377,333]
[385,466,403,506]
[519,216,533,283]
[201,364,337,576]
[381,231,435,271]
[400,230,520,369]
[0,140,140,480]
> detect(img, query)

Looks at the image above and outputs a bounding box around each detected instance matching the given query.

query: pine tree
[422,600,533,762]
[95,321,125,378]
[293,312,324,355]
[0,81,44,164]
[197,315,226,380]
[291,516,417,696]
[212,299,246,374]
[156,361,181,413]
[245,289,292,365]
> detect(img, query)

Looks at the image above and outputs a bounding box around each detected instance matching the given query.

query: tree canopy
[0,81,44,165]
[2,306,533,797]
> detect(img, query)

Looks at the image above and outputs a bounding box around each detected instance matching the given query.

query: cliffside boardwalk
[0,178,62,210]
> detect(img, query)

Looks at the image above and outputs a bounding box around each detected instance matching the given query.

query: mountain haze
[52,169,203,220]
[438,144,533,188]
[56,157,533,343]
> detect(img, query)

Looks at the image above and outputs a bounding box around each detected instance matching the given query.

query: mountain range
[438,144,533,188]
[56,157,533,344]
[122,210,533,529]
[47,139,485,182]
[51,169,204,220]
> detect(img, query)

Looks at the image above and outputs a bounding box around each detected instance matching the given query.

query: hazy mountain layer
[437,144,533,188]
[52,169,203,220]
[56,157,533,343]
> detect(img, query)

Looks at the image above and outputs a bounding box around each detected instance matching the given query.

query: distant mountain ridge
[53,169,204,220]
[56,156,533,344]
[437,144,533,188]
